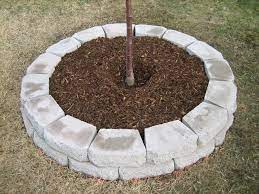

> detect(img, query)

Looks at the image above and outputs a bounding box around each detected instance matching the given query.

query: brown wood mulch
[50,37,208,136]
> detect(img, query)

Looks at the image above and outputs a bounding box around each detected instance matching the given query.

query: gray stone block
[73,26,105,43]
[187,41,223,61]
[33,132,68,166]
[205,80,237,113]
[183,102,228,146]
[88,129,146,167]
[69,158,119,181]
[135,24,167,38]
[102,23,135,38]
[215,113,234,146]
[44,115,97,162]
[204,59,234,81]
[145,120,198,164]
[20,108,34,137]
[119,161,174,180]
[46,37,81,57]
[174,140,215,169]
[26,53,61,76]
[162,30,197,48]
[20,74,49,104]
[24,95,65,137]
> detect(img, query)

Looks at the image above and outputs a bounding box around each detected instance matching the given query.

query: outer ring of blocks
[20,23,237,180]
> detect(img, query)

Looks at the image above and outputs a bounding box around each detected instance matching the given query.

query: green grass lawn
[0,0,258,193]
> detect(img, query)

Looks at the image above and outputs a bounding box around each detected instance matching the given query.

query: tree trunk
[125,0,134,86]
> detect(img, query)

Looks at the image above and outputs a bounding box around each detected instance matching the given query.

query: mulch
[50,37,208,137]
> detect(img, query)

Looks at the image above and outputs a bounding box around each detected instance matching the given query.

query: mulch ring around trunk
[50,37,208,137]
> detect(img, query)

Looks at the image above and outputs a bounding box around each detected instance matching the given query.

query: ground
[0,0,258,193]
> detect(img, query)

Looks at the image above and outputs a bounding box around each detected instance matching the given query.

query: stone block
[88,129,146,167]
[162,30,197,48]
[73,26,105,43]
[145,120,198,164]
[26,53,61,76]
[69,158,119,181]
[44,115,97,162]
[20,74,49,104]
[119,161,174,180]
[46,37,81,57]
[24,95,65,137]
[135,24,167,38]
[183,102,228,146]
[33,132,68,166]
[187,41,223,61]
[205,80,237,113]
[215,113,234,146]
[102,23,135,38]
[20,108,34,137]
[174,140,215,169]
[204,59,234,81]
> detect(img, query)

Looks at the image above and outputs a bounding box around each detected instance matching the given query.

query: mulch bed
[50,37,208,136]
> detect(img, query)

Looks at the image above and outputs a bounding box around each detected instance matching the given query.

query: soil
[50,37,208,136]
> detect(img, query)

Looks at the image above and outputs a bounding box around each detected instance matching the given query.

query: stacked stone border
[20,23,237,180]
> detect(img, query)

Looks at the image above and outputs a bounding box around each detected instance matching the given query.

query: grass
[0,0,258,193]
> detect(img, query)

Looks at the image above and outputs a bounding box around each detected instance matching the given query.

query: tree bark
[125,0,134,86]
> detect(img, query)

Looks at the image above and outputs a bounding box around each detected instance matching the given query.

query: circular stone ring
[20,23,237,180]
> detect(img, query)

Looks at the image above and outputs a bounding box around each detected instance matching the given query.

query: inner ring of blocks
[20,23,237,180]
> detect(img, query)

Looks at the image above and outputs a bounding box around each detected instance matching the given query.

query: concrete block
[24,95,65,137]
[204,59,234,81]
[88,129,146,167]
[215,113,234,146]
[33,132,68,166]
[119,161,174,180]
[69,158,119,181]
[183,102,228,146]
[73,26,105,43]
[102,23,134,38]
[20,107,34,137]
[45,115,97,162]
[205,80,237,113]
[187,41,223,61]
[135,24,167,38]
[174,140,215,169]
[26,53,61,76]
[163,30,197,48]
[145,120,198,164]
[20,74,49,104]
[46,37,81,57]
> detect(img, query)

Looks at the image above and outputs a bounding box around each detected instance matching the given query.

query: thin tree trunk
[125,0,134,86]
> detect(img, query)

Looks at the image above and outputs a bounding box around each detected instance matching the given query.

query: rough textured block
[135,24,167,38]
[183,102,228,146]
[69,158,119,181]
[204,59,234,81]
[102,23,134,38]
[24,95,65,137]
[88,129,146,167]
[73,26,105,43]
[33,132,68,166]
[174,140,215,169]
[205,80,237,113]
[26,53,61,76]
[145,120,198,164]
[119,161,174,180]
[215,113,234,146]
[187,41,223,61]
[44,115,97,162]
[46,37,81,57]
[20,108,34,137]
[163,30,197,48]
[197,140,215,158]
[20,74,49,104]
